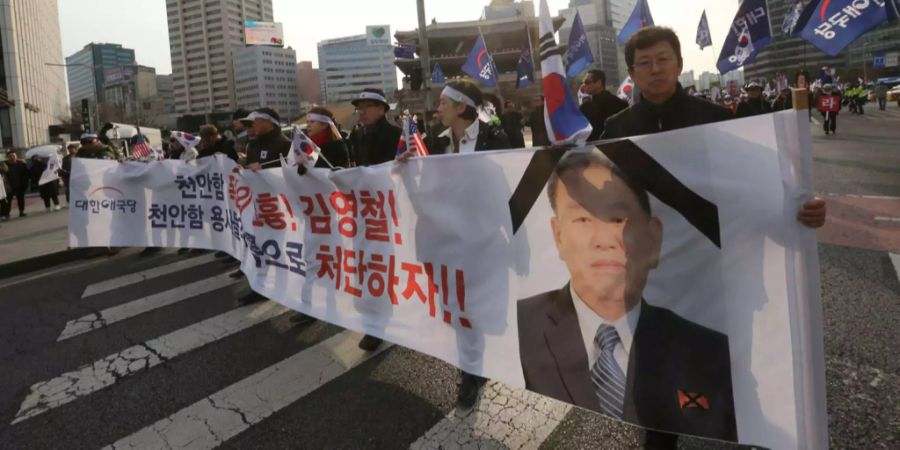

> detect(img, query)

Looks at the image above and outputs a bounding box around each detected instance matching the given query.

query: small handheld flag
[39,153,61,186]
[432,63,445,84]
[130,132,153,160]
[538,0,592,145]
[516,48,534,89]
[566,11,594,77]
[696,10,713,50]
[287,126,320,168]
[617,77,636,106]
[396,116,429,158]
[462,34,498,87]
[716,0,772,74]
[617,0,654,45]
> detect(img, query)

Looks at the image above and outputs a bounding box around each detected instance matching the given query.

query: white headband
[241,111,280,126]
[307,113,334,126]
[441,86,477,109]
[357,91,387,104]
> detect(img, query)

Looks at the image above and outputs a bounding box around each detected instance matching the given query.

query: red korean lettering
[342,248,365,297]
[315,245,342,290]
[300,193,332,234]
[330,191,358,238]
[365,253,399,304]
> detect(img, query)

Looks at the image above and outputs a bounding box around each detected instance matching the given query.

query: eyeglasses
[633,56,676,72]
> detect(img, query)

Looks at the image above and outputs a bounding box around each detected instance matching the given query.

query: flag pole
[416,0,433,112]
[525,21,537,86]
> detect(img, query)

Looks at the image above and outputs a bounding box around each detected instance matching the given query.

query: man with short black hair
[580,69,628,141]
[348,88,402,167]
[198,124,239,162]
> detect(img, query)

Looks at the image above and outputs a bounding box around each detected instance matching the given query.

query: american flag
[396,116,429,158]
[131,133,152,159]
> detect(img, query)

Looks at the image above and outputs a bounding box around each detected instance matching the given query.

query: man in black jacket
[348,88,401,167]
[735,82,773,118]
[242,107,289,171]
[580,69,628,141]
[500,100,525,148]
[5,152,30,217]
[526,95,551,147]
[601,26,827,449]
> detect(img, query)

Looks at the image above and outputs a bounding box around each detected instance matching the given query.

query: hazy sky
[58,0,740,77]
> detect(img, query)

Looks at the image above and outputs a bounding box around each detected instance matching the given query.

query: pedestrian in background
[30,155,60,212]
[500,100,525,148]
[5,151,29,217]
[0,160,12,221]
[816,84,841,136]
[61,144,78,204]
[579,69,628,141]
[526,94,550,147]
[873,81,888,111]
[736,81,773,118]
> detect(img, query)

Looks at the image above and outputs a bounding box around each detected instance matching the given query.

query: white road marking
[57,272,240,341]
[12,301,288,425]
[103,331,389,450]
[410,381,571,450]
[821,193,900,200]
[811,117,821,126]
[81,254,218,298]
[890,253,900,285]
[874,216,900,223]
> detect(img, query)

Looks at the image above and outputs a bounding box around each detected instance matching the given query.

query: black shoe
[457,373,487,409]
[289,313,316,326]
[140,247,162,257]
[19,212,26,217]
[358,335,383,352]
[229,269,245,279]
[237,292,266,305]
[214,251,229,258]
[177,248,190,255]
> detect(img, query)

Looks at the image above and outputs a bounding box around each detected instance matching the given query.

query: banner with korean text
[69,111,826,449]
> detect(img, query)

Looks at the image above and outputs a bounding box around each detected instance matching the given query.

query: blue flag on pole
[696,10,713,50]
[716,0,772,75]
[432,63,445,84]
[566,12,594,77]
[516,48,534,89]
[795,0,897,57]
[617,0,654,45]
[462,34,498,87]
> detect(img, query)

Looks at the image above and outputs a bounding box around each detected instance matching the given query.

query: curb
[0,247,107,280]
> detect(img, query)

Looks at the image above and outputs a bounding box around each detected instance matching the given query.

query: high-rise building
[0,0,68,148]
[698,71,719,90]
[156,74,175,114]
[607,0,637,83]
[165,0,274,116]
[65,43,136,109]
[679,70,695,88]
[558,0,621,87]
[102,65,158,120]
[233,45,300,121]
[743,0,900,81]
[317,29,397,105]
[296,61,321,105]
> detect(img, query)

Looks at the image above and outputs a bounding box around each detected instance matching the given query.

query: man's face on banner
[551,163,662,314]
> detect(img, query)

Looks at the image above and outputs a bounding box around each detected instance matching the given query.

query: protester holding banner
[242,108,290,170]
[197,125,239,162]
[348,88,402,167]
[816,84,842,136]
[579,69,628,141]
[76,133,118,161]
[304,106,350,169]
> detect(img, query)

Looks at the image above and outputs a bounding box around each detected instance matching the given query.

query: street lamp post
[416,0,432,111]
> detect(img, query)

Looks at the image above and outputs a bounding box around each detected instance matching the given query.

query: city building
[0,0,69,148]
[679,70,695,88]
[558,0,621,87]
[698,71,719,90]
[482,0,536,20]
[296,61,321,105]
[65,43,136,114]
[165,0,274,116]
[743,0,900,82]
[156,74,175,114]
[317,28,397,105]
[607,0,637,83]
[233,45,300,121]
[102,65,158,118]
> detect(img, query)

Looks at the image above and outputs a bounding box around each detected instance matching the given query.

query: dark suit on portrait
[517,284,737,442]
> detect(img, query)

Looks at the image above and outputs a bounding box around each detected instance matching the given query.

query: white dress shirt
[438,120,480,154]
[570,285,641,377]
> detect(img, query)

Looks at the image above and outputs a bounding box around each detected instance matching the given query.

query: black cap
[232,108,251,121]
[351,88,390,110]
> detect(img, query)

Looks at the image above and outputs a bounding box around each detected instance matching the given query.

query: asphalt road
[0,107,898,449]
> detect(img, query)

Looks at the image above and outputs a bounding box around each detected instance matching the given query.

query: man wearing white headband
[243,107,290,171]
[428,80,509,156]
[75,132,118,161]
[348,88,401,167]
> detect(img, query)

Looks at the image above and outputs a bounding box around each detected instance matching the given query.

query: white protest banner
[69,111,825,449]
[39,153,61,186]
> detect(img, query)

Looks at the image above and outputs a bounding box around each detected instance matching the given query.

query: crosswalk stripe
[13,301,289,425]
[58,272,240,342]
[102,331,389,450]
[890,253,900,286]
[410,381,571,450]
[81,254,219,298]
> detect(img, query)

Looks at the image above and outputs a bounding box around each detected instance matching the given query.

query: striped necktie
[590,324,626,419]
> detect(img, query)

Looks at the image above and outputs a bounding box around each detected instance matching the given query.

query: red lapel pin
[678,390,709,410]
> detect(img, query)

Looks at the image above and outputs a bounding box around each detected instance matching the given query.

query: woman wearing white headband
[415,80,510,158]
[397,79,510,410]
[304,106,349,168]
